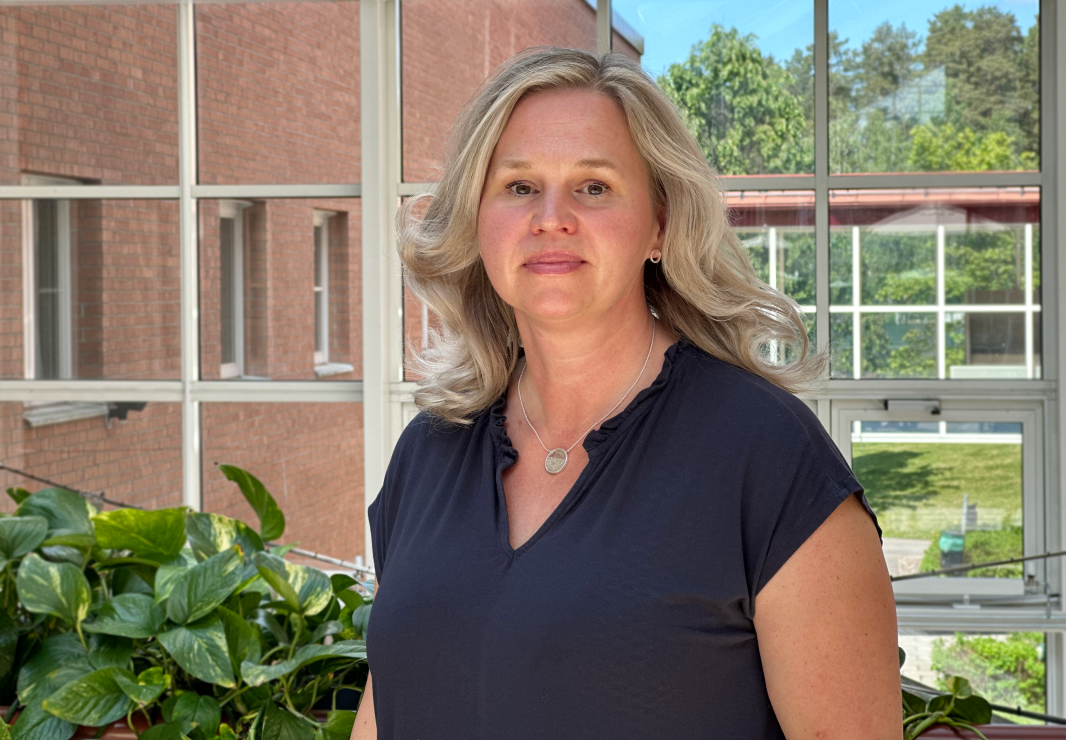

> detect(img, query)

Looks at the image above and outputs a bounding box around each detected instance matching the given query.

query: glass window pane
[196,2,360,185]
[900,631,1045,724]
[829,1,1039,174]
[401,0,601,183]
[201,403,364,567]
[0,199,181,380]
[403,285,436,382]
[727,190,815,366]
[854,420,1023,580]
[830,312,853,378]
[946,222,1040,305]
[220,218,237,366]
[35,201,62,379]
[727,190,816,306]
[199,199,361,380]
[0,400,183,513]
[0,5,179,185]
[615,0,814,176]
[829,188,1041,380]
[861,312,938,379]
[947,311,1030,379]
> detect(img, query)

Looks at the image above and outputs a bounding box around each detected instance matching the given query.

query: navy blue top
[367,339,880,739]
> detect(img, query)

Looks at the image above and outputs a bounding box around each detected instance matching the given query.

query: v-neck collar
[487,338,692,558]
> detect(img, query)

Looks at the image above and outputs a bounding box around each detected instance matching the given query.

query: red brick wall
[0,402,185,513]
[402,0,639,182]
[0,5,179,185]
[195,2,361,185]
[201,402,364,567]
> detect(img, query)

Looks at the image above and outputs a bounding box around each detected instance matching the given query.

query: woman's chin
[515,298,592,324]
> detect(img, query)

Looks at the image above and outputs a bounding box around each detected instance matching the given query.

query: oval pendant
[544,448,568,474]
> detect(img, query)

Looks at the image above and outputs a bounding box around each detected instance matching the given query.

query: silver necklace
[517,318,657,475]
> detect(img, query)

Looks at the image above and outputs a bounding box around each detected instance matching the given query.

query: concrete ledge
[23,401,108,428]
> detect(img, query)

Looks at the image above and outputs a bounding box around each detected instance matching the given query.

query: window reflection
[829,188,1040,379]
[829,1,1039,174]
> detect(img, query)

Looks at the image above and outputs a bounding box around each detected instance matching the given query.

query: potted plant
[0,465,372,739]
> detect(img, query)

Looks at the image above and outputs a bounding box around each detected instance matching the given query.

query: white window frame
[22,174,75,381]
[830,399,1046,606]
[829,217,1040,381]
[313,210,332,368]
[219,199,250,379]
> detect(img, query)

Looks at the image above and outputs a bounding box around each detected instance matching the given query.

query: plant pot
[2,707,336,738]
[72,719,142,739]
[919,726,1066,738]
[0,708,150,739]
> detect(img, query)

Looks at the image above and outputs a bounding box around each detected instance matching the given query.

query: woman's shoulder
[391,406,482,459]
[672,342,825,443]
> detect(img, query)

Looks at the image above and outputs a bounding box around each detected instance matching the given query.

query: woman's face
[477,89,664,326]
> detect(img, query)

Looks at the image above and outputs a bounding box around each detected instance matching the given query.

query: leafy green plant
[901,646,993,740]
[0,465,371,739]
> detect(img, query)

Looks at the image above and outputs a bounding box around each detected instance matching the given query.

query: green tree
[786,30,856,123]
[922,5,1036,165]
[855,22,921,108]
[1019,22,1040,162]
[908,123,1019,171]
[658,25,809,175]
[828,7,1038,173]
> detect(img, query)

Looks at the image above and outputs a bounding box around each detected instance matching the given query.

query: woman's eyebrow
[492,159,533,173]
[574,158,619,172]
[491,158,620,173]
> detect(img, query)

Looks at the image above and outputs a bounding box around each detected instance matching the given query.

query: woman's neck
[514,297,674,440]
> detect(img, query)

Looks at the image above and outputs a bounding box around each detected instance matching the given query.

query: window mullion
[814,0,830,426]
[178,0,202,512]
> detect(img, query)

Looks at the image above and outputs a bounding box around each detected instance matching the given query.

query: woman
[353,48,901,739]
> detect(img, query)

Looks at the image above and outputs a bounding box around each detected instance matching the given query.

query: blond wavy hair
[399,47,827,425]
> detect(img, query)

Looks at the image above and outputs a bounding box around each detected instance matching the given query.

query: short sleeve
[743,394,881,605]
[367,487,390,584]
[367,412,428,585]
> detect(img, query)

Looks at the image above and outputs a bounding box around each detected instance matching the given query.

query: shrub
[931,632,1045,715]
[919,526,1023,578]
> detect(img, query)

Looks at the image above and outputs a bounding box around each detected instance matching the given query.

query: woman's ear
[655,206,667,244]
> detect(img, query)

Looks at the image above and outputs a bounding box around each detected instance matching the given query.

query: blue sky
[611,0,1039,77]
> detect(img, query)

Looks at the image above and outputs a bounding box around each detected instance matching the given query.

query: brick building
[0,0,639,564]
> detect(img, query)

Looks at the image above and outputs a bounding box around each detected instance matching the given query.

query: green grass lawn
[851,442,1022,541]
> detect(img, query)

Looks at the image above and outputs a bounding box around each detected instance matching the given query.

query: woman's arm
[754,493,902,740]
[350,671,376,739]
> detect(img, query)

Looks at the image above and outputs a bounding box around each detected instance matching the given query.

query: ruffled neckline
[488,338,692,463]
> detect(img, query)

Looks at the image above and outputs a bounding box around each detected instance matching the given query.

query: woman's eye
[507,181,534,196]
[583,181,609,196]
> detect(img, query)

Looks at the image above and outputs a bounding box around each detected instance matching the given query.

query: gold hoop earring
[649,249,662,264]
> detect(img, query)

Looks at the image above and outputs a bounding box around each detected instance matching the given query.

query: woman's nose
[530,186,577,235]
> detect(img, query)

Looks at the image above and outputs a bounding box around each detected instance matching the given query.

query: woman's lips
[525,253,584,275]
